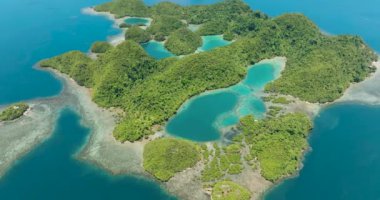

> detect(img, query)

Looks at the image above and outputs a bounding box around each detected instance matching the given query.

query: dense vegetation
[239,113,312,181]
[147,15,186,37]
[41,1,379,198]
[150,2,185,18]
[143,138,200,181]
[43,0,376,142]
[201,144,243,182]
[0,103,29,121]
[212,181,251,200]
[165,28,202,55]
[125,26,151,43]
[91,41,113,53]
[94,0,149,18]
[40,51,94,87]
[91,40,157,108]
[263,14,378,102]
[115,47,246,141]
[272,96,292,104]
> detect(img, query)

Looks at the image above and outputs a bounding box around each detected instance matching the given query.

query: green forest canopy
[212,181,251,200]
[143,138,200,181]
[165,28,202,55]
[0,103,29,122]
[239,113,312,181]
[41,0,377,142]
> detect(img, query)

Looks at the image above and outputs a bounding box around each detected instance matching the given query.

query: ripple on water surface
[166,59,283,142]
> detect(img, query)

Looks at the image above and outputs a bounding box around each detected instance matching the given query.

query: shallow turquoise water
[0,0,174,199]
[265,104,380,200]
[141,41,175,60]
[166,60,281,141]
[0,109,176,200]
[142,35,230,60]
[125,17,149,25]
[166,92,238,141]
[144,0,380,52]
[198,35,231,52]
[2,0,380,199]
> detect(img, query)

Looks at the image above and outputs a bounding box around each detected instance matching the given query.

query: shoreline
[45,58,283,200]
[45,68,147,175]
[258,58,380,199]
[0,57,378,200]
[0,102,60,177]
[0,68,80,178]
[336,59,380,104]
[81,7,126,46]
[0,2,377,199]
[81,7,152,46]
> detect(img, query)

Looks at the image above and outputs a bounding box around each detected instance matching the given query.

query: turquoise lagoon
[2,0,380,199]
[166,59,283,141]
[125,17,149,26]
[141,35,230,60]
[197,35,231,52]
[141,40,174,60]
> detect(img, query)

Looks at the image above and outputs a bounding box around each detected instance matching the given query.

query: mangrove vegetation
[0,103,29,122]
[39,0,380,198]
[212,181,251,200]
[42,0,376,142]
[239,113,312,181]
[143,138,200,181]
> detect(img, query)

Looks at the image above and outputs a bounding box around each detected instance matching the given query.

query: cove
[142,35,230,60]
[0,108,176,200]
[265,104,380,200]
[124,17,149,26]
[166,59,283,142]
[141,35,230,60]
[0,0,120,105]
[197,35,231,52]
[144,0,380,52]
[141,41,175,60]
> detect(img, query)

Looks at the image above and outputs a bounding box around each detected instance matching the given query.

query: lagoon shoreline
[0,4,379,199]
[1,56,379,200]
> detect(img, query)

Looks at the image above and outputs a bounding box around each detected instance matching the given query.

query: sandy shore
[0,66,151,178]
[1,29,377,199]
[337,60,380,104]
[41,69,147,175]
[0,102,59,177]
[81,7,152,46]
[81,7,126,46]
[0,69,82,177]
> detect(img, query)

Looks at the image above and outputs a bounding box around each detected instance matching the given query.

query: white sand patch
[337,59,380,104]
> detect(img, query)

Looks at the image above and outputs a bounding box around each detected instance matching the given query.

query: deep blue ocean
[1,0,380,199]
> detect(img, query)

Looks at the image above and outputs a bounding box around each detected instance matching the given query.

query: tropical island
[0,103,29,122]
[38,0,377,199]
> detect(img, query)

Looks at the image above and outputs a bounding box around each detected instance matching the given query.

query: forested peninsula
[39,0,377,199]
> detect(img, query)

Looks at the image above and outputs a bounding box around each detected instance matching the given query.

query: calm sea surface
[1,0,380,199]
[166,61,281,141]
